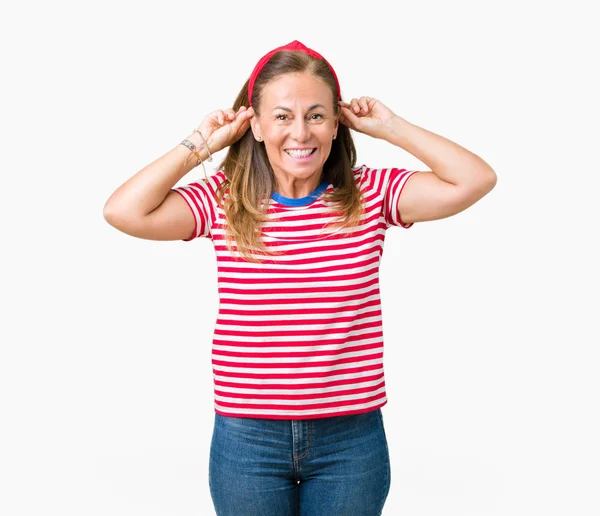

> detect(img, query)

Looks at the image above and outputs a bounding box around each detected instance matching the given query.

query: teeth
[286,149,314,157]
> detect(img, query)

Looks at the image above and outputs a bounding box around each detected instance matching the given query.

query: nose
[291,116,311,142]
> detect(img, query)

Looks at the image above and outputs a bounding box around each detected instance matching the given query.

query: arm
[103,132,210,240]
[383,116,497,224]
[104,131,207,219]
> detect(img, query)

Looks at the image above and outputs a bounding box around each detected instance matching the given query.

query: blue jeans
[208,408,391,515]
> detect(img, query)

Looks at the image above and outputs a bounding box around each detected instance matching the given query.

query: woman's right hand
[196,106,255,154]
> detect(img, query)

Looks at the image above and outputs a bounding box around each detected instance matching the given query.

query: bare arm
[383,116,497,224]
[103,106,253,240]
[103,130,212,240]
[103,131,208,220]
[339,98,497,225]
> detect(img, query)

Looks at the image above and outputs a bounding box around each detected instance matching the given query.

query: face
[250,72,339,185]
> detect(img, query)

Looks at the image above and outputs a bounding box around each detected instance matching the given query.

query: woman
[104,40,496,516]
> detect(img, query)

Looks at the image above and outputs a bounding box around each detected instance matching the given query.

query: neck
[273,170,325,198]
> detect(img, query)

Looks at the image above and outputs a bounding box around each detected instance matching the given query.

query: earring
[256,136,262,141]
[333,135,336,140]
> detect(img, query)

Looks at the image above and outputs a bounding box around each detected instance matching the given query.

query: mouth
[284,148,317,161]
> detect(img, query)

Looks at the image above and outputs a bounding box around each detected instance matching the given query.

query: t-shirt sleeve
[170,178,216,241]
[380,167,419,229]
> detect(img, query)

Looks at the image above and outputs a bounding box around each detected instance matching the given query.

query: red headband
[247,40,341,107]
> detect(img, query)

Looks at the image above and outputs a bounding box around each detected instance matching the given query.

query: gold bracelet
[180,139,208,181]
[190,149,202,164]
[193,128,213,162]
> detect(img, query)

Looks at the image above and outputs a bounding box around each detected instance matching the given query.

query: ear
[250,115,260,140]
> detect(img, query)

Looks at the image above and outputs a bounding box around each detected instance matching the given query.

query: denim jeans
[208,407,391,515]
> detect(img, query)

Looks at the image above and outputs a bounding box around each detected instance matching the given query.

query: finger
[341,104,360,125]
[350,99,360,114]
[233,106,249,119]
[358,97,369,113]
[232,108,253,127]
[215,110,225,125]
[208,110,224,125]
[225,108,236,119]
[237,109,254,123]
[236,108,249,120]
[338,101,349,115]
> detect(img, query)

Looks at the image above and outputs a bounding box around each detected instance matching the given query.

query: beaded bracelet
[180,139,201,162]
[180,139,208,181]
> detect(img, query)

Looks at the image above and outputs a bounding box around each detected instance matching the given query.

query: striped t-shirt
[172,164,418,420]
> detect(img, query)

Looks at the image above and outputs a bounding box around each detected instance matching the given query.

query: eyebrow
[272,104,326,112]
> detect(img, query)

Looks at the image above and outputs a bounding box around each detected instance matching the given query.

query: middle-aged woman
[104,40,497,516]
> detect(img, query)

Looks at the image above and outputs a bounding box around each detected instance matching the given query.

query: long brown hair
[214,50,364,263]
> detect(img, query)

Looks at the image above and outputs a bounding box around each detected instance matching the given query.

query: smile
[285,148,317,160]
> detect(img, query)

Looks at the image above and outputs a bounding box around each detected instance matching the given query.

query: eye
[275,113,325,121]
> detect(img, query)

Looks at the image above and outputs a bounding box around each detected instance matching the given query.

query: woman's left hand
[338,96,397,140]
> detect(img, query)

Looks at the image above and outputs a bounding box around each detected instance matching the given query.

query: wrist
[182,133,211,167]
[383,115,411,143]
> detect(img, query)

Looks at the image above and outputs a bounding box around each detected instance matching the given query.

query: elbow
[473,169,497,197]
[486,169,498,189]
[484,170,498,196]
[103,202,118,225]
[103,202,129,227]
[461,170,497,206]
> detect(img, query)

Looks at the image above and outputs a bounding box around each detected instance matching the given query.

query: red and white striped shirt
[172,164,417,420]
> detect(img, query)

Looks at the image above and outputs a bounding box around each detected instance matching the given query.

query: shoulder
[193,169,229,198]
[206,169,229,188]
[351,163,366,188]
[353,164,415,197]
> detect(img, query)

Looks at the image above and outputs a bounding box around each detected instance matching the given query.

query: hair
[214,50,365,263]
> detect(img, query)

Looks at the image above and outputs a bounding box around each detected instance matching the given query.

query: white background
[1,0,599,514]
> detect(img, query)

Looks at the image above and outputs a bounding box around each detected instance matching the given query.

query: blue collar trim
[271,179,330,206]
